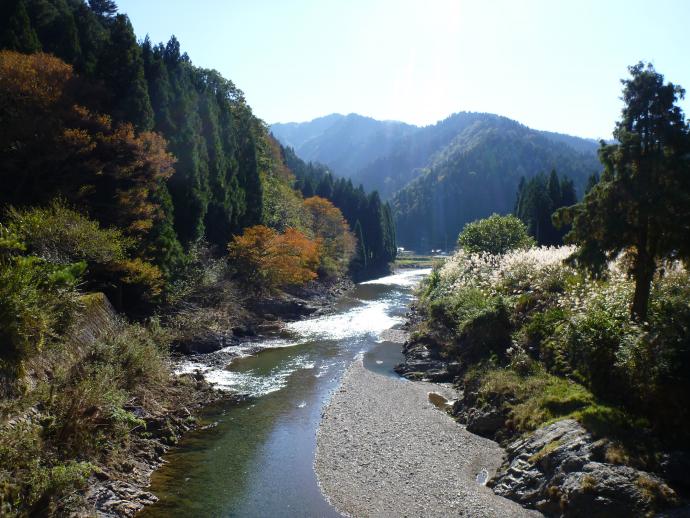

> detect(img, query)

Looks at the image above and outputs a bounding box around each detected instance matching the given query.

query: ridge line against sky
[117,0,690,140]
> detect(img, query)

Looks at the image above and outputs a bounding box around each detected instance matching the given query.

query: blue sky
[117,0,689,139]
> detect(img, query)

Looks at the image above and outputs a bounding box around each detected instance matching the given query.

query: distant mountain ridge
[272,113,417,179]
[271,112,603,250]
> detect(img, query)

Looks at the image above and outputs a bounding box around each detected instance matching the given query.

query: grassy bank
[0,294,176,514]
[414,245,690,449]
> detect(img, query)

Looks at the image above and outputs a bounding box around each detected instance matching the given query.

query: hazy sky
[117,0,689,139]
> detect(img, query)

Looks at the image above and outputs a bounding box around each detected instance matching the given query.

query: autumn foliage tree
[0,50,181,275]
[303,196,356,277]
[227,225,320,291]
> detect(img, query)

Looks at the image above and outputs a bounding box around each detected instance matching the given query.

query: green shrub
[456,298,512,362]
[612,270,690,442]
[564,304,640,400]
[0,256,82,370]
[419,267,442,302]
[430,292,512,365]
[4,202,165,311]
[457,213,535,255]
[4,202,130,266]
[427,287,491,333]
[0,421,92,516]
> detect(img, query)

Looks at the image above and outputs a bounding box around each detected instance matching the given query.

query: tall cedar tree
[88,0,117,18]
[557,63,690,321]
[97,14,154,131]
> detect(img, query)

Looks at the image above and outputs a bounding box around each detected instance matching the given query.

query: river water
[139,268,431,518]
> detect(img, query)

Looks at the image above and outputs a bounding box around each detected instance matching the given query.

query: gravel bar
[315,361,541,517]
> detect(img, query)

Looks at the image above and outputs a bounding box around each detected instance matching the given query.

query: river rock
[174,331,233,354]
[88,481,158,517]
[395,336,445,376]
[249,298,318,319]
[465,407,506,436]
[488,419,680,517]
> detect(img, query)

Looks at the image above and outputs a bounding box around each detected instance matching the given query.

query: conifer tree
[88,0,118,18]
[584,172,599,194]
[0,0,41,53]
[515,171,578,246]
[558,62,690,321]
[98,14,154,130]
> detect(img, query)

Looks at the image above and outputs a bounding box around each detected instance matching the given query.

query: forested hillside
[272,113,601,250]
[271,113,417,179]
[391,117,601,249]
[0,0,394,283]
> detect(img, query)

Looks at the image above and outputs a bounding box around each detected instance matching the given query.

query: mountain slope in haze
[392,116,602,249]
[271,112,601,198]
[272,112,603,250]
[350,113,520,199]
[271,113,417,178]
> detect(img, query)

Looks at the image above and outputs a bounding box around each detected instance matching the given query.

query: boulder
[465,408,505,436]
[489,419,680,517]
[174,332,230,354]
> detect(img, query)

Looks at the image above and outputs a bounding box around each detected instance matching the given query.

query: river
[139,268,431,517]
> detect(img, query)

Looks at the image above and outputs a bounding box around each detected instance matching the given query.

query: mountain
[392,117,601,249]
[271,113,417,178]
[271,112,603,250]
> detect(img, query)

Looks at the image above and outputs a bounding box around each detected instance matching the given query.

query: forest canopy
[0,0,396,288]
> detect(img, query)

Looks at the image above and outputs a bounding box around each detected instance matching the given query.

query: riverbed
[139,269,431,517]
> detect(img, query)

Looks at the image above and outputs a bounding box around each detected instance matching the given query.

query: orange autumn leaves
[303,196,356,277]
[228,226,320,289]
[228,197,355,290]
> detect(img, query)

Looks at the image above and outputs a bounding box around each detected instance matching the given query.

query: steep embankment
[316,361,540,517]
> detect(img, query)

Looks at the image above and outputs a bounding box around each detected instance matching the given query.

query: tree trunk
[631,249,655,322]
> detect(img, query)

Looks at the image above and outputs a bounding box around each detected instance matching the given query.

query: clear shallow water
[139,269,428,518]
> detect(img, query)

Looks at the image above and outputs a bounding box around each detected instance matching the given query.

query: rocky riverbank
[84,375,243,517]
[395,305,688,517]
[315,361,540,517]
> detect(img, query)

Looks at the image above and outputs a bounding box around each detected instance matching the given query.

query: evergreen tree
[97,14,153,130]
[557,62,690,321]
[0,0,41,53]
[584,172,599,194]
[515,171,578,246]
[27,0,82,64]
[352,219,367,271]
[88,0,117,18]
[316,174,334,199]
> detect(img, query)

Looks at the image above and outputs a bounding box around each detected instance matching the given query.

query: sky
[117,0,690,139]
